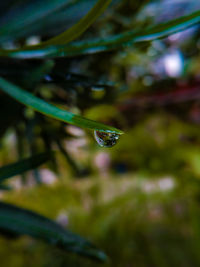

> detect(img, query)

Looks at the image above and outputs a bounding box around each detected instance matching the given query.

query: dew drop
[94,131,120,148]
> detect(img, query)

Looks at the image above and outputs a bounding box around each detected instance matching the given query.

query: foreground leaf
[0,201,107,261]
[1,10,199,58]
[0,77,123,134]
[0,152,52,183]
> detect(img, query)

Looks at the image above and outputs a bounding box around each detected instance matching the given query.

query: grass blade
[0,0,77,43]
[0,201,107,262]
[0,152,52,183]
[38,0,112,47]
[1,10,199,58]
[0,77,123,134]
[0,0,111,46]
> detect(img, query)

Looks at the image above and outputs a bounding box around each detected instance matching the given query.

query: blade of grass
[1,10,199,58]
[0,201,107,262]
[0,185,13,191]
[0,0,78,43]
[0,0,111,46]
[37,0,112,47]
[0,77,124,134]
[0,152,52,183]
[0,1,99,42]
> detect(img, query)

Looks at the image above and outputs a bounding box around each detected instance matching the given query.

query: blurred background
[1,0,200,266]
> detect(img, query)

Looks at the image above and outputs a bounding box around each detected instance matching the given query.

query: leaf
[0,152,52,183]
[0,201,107,262]
[0,0,111,46]
[37,0,112,47]
[1,10,199,59]
[0,77,124,134]
[0,0,76,43]
[0,185,13,191]
[0,0,100,42]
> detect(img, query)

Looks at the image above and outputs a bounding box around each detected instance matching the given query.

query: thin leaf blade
[0,152,52,183]
[1,10,199,58]
[38,0,112,47]
[0,201,107,261]
[0,0,111,46]
[0,0,77,43]
[0,77,124,134]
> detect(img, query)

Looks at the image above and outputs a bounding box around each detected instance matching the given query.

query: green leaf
[0,201,107,262]
[0,0,111,46]
[0,77,124,134]
[37,0,112,47]
[0,1,102,42]
[0,152,52,183]
[1,10,199,58]
[0,185,13,191]
[0,0,77,43]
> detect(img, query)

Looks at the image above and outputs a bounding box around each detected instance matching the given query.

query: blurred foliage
[0,0,200,266]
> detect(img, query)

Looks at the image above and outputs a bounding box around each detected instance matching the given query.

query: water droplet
[94,131,120,148]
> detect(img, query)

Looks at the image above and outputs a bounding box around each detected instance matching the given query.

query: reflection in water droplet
[94,131,120,148]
